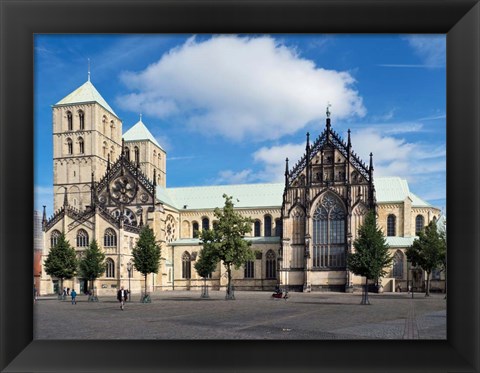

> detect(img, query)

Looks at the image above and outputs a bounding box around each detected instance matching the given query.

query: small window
[134,146,139,164]
[78,110,85,130]
[275,218,282,237]
[244,260,254,278]
[182,252,191,279]
[76,229,89,247]
[387,214,396,237]
[266,250,276,279]
[264,215,272,237]
[78,137,84,154]
[67,111,73,131]
[192,222,199,238]
[415,215,425,235]
[202,217,209,231]
[124,147,130,161]
[254,220,261,237]
[67,138,73,155]
[105,258,115,278]
[104,228,117,247]
[392,250,404,279]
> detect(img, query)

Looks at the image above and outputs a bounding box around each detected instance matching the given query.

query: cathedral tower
[52,77,122,211]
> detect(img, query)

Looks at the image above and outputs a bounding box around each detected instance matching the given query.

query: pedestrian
[67,287,70,296]
[117,286,128,310]
[71,289,77,304]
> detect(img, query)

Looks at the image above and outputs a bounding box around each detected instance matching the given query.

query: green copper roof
[157,183,285,210]
[55,80,117,117]
[123,119,163,149]
[385,236,417,247]
[374,177,431,207]
[170,236,281,246]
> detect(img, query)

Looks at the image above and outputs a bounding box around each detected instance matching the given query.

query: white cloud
[403,35,446,68]
[116,35,366,141]
[216,169,255,184]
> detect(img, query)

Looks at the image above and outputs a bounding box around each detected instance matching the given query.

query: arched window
[102,116,107,134]
[292,207,305,244]
[415,215,425,235]
[264,215,272,237]
[78,110,85,130]
[192,222,199,238]
[124,147,130,161]
[254,220,261,237]
[244,260,254,278]
[182,252,191,279]
[387,214,396,236]
[67,111,73,131]
[50,230,61,248]
[312,193,346,268]
[76,229,89,247]
[104,228,117,247]
[105,258,115,278]
[392,250,404,279]
[275,218,282,237]
[134,146,139,164]
[265,250,276,279]
[153,150,157,165]
[103,141,107,158]
[78,137,84,154]
[110,120,115,138]
[66,138,73,155]
[202,217,209,231]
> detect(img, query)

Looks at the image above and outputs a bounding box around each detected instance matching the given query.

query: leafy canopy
[347,210,392,281]
[78,239,106,280]
[44,232,78,280]
[406,220,445,274]
[132,225,162,276]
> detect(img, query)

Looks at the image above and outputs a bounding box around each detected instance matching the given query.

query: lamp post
[127,261,132,302]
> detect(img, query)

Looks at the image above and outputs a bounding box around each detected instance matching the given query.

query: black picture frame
[1,0,479,372]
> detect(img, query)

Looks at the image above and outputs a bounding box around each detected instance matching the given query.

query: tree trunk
[425,271,431,297]
[225,264,234,300]
[144,274,148,295]
[361,277,370,305]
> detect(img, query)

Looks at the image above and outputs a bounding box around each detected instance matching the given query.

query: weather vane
[326,102,332,118]
[87,58,91,81]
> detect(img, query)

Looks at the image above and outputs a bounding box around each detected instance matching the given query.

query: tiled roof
[55,80,117,117]
[157,183,285,210]
[374,177,431,207]
[123,119,163,149]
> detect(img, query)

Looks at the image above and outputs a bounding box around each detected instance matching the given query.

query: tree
[78,239,105,299]
[199,194,255,300]
[406,220,445,297]
[194,247,218,298]
[44,232,78,297]
[347,210,392,305]
[132,225,162,302]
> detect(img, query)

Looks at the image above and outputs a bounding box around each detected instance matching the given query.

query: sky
[34,34,446,217]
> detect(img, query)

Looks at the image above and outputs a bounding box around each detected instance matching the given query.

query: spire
[107,153,111,171]
[326,103,332,131]
[347,129,351,149]
[306,132,311,185]
[63,187,68,207]
[369,152,374,173]
[305,132,310,151]
[152,169,157,210]
[42,205,47,225]
[121,138,125,159]
[87,58,91,82]
[284,157,289,187]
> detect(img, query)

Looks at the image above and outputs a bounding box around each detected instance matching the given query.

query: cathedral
[38,77,443,296]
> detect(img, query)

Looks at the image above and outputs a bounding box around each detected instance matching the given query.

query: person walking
[71,289,77,305]
[117,286,128,310]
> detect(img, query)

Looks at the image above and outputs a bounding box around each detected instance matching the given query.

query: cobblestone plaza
[34,291,446,340]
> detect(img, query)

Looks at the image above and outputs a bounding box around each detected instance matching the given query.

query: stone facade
[39,79,444,296]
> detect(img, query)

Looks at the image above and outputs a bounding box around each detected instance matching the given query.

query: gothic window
[50,230,61,248]
[110,120,115,138]
[111,209,137,226]
[78,110,85,130]
[275,218,282,237]
[182,252,191,279]
[264,215,272,237]
[387,214,396,236]
[134,146,140,164]
[78,137,84,154]
[67,111,73,131]
[291,207,305,244]
[153,150,157,165]
[166,215,176,243]
[66,138,73,155]
[102,116,107,134]
[312,193,346,268]
[415,215,425,235]
[192,221,199,238]
[124,147,130,161]
[244,260,254,278]
[105,258,115,278]
[254,220,261,237]
[265,250,276,279]
[202,217,209,231]
[76,229,89,247]
[392,250,404,279]
[104,228,117,247]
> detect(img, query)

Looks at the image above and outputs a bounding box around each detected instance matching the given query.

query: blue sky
[34,34,446,216]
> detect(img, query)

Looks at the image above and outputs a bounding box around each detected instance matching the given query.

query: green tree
[132,225,162,301]
[78,239,105,299]
[199,194,255,300]
[406,220,445,297]
[44,232,78,297]
[194,247,218,298]
[347,210,392,305]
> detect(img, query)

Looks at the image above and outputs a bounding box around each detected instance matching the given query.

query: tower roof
[123,118,163,150]
[55,80,118,117]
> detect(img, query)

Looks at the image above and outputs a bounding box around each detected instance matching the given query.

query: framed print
[1,0,479,372]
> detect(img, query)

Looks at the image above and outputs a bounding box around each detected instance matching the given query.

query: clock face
[111,208,137,226]
[110,175,136,204]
